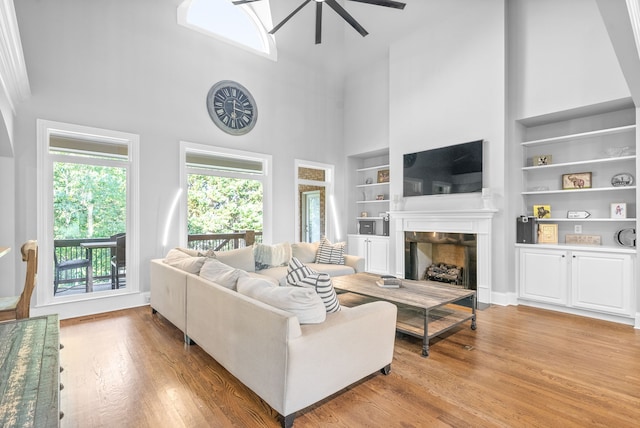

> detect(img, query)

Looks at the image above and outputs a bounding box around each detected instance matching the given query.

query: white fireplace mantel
[390,209,498,304]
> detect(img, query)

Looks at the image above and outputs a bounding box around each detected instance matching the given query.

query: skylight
[178,0,276,60]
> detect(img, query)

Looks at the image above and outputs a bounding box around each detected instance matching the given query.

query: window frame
[177,0,277,61]
[36,119,140,309]
[179,141,273,247]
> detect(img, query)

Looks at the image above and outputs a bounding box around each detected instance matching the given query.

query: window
[180,142,272,250]
[37,120,139,306]
[177,0,277,60]
[295,160,338,243]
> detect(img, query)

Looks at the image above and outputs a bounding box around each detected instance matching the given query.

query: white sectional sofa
[150,242,397,428]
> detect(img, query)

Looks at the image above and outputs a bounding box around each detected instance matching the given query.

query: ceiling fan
[232,0,406,44]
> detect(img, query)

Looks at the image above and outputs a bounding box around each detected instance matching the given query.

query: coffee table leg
[422,309,429,357]
[471,294,477,330]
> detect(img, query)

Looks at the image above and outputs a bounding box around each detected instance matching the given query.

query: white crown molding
[0,0,31,112]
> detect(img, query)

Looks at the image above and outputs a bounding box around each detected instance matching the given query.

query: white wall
[510,0,630,120]
[387,0,508,297]
[0,156,15,293]
[7,0,347,316]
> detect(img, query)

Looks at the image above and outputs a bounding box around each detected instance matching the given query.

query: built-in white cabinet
[518,245,635,317]
[519,247,568,305]
[348,235,390,275]
[515,106,638,323]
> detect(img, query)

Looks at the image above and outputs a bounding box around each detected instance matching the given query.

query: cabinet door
[519,248,567,304]
[347,236,367,259]
[366,237,389,275]
[571,252,633,316]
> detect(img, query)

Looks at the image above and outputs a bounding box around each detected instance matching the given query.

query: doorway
[302,190,321,242]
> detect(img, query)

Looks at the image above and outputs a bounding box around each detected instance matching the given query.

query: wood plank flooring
[58,305,640,427]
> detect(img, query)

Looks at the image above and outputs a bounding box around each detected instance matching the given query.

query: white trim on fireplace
[391,209,498,304]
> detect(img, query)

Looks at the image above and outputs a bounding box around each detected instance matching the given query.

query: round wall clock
[206,80,257,135]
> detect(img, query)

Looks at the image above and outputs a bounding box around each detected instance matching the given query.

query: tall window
[180,142,272,250]
[37,120,139,305]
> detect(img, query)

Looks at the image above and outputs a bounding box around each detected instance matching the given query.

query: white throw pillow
[295,272,341,313]
[199,258,246,290]
[214,246,255,272]
[237,276,326,324]
[164,248,206,274]
[291,242,319,263]
[315,237,345,265]
[254,242,292,270]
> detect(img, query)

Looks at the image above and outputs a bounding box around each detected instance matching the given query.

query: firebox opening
[404,231,477,290]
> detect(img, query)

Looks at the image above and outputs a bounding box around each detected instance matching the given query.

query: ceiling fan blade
[347,0,406,10]
[269,0,313,34]
[232,0,262,5]
[315,1,322,44]
[325,0,368,37]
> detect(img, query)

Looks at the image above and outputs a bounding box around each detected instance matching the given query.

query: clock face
[206,81,257,135]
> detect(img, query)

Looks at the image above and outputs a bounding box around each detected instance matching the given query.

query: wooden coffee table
[333,273,477,357]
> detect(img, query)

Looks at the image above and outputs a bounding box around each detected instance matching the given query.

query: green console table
[0,315,60,427]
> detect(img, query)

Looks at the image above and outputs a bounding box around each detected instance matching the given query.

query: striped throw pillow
[286,257,317,286]
[295,272,341,313]
[315,238,345,265]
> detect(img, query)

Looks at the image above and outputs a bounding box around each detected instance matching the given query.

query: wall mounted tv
[403,140,483,197]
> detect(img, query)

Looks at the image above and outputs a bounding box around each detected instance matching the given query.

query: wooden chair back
[0,240,38,321]
[16,240,38,319]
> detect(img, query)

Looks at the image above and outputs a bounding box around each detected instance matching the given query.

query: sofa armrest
[344,254,365,273]
[150,259,188,333]
[283,301,397,415]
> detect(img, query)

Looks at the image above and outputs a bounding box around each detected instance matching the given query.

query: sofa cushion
[291,242,319,263]
[306,263,356,277]
[254,242,292,270]
[164,248,206,274]
[237,276,326,324]
[214,246,255,272]
[199,258,246,290]
[315,238,345,265]
[286,257,317,286]
[295,272,341,313]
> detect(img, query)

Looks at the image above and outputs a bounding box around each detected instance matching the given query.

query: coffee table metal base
[334,273,477,357]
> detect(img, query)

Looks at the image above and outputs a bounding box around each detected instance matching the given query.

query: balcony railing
[53,231,262,296]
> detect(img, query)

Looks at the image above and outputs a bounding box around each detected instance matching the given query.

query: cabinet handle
[561,254,565,258]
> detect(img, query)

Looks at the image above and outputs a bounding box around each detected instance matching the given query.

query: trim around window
[35,120,141,317]
[179,141,273,247]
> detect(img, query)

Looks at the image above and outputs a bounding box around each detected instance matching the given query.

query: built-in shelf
[356,164,389,172]
[521,124,636,147]
[522,155,635,171]
[522,186,636,195]
[356,183,389,188]
[536,218,636,222]
[356,200,389,204]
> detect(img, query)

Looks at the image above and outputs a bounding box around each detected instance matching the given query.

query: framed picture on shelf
[565,234,601,245]
[533,204,551,219]
[377,169,390,183]
[611,203,627,219]
[562,172,592,189]
[376,194,385,200]
[537,224,558,244]
[533,155,552,166]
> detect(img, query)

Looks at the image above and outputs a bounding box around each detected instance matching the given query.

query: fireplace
[392,209,496,304]
[405,232,477,290]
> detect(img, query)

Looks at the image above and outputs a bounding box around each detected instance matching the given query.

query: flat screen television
[403,140,483,197]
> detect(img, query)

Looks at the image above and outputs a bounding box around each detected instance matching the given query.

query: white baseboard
[635,312,640,329]
[490,291,517,306]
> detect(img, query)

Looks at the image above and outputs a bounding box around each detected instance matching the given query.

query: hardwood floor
[59,305,640,427]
